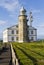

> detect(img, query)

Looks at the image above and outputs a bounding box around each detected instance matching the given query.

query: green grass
[0,42,3,50]
[12,41,44,65]
[0,43,2,47]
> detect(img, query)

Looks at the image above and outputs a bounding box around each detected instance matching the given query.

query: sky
[0,0,44,39]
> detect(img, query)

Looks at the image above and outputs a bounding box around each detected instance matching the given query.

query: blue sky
[0,0,44,39]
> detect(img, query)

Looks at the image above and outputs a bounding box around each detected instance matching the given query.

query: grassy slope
[12,41,44,65]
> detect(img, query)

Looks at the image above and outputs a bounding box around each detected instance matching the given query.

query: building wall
[29,36,37,41]
[8,36,17,42]
[3,25,37,43]
[3,28,37,42]
[3,27,18,43]
[3,29,8,42]
[8,29,18,42]
[8,29,16,35]
[29,29,37,41]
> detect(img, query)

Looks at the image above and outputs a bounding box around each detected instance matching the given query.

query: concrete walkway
[0,44,12,65]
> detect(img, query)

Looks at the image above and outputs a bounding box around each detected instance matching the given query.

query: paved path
[0,44,12,65]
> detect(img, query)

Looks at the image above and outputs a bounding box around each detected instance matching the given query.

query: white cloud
[30,9,41,14]
[0,0,21,18]
[36,20,44,28]
[0,20,7,25]
[32,10,41,13]
[0,0,21,12]
[36,22,44,36]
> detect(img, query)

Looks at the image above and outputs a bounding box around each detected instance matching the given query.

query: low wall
[10,44,19,65]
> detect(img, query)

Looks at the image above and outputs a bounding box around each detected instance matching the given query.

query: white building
[3,25,18,42]
[3,7,37,43]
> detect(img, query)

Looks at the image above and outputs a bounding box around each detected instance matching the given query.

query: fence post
[16,58,19,65]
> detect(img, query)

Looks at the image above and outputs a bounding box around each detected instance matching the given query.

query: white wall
[8,29,16,35]
[3,29,8,42]
[8,36,17,42]
[29,29,37,36]
[29,36,37,41]
[3,29,18,42]
[29,29,37,41]
[8,29,18,42]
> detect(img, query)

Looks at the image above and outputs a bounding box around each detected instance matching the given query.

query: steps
[0,44,12,65]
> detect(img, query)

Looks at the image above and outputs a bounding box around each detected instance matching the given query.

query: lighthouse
[18,7,28,42]
[3,7,37,43]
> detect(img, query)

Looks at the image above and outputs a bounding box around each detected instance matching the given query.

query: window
[12,30,14,34]
[31,31,33,34]
[16,25,18,28]
[23,19,25,22]
[31,37,33,41]
[12,37,14,41]
[16,30,18,34]
[16,37,18,40]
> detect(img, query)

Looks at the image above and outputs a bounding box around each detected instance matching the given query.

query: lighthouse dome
[20,6,26,12]
[20,6,26,15]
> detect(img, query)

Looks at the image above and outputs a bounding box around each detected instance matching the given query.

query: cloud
[36,20,44,28]
[0,20,7,25]
[0,0,21,18]
[36,22,44,36]
[32,10,41,13]
[0,0,21,12]
[30,9,41,14]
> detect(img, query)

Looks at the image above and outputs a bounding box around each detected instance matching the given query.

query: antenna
[29,11,33,26]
